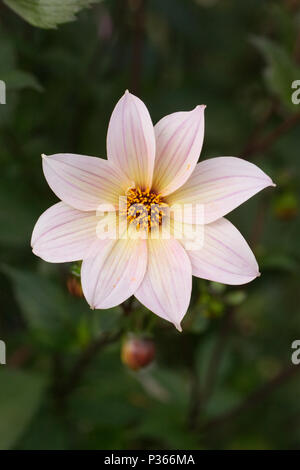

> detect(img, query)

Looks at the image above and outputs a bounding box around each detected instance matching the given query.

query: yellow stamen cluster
[121,187,168,232]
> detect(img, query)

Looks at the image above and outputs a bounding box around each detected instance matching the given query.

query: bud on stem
[121,336,155,370]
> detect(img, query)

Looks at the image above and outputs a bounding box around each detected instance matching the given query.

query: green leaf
[1,265,121,349]
[0,186,39,247]
[1,70,43,92]
[1,265,69,333]
[0,369,46,449]
[4,0,101,29]
[251,36,300,110]
[0,35,41,99]
[260,253,299,273]
[195,332,232,389]
[70,262,82,278]
[224,290,247,306]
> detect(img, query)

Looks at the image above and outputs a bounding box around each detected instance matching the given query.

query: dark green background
[0,0,300,450]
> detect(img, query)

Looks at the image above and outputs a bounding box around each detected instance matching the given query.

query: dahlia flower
[31,91,275,330]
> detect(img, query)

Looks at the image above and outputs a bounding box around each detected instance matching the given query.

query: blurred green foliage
[0,0,300,450]
[3,0,102,29]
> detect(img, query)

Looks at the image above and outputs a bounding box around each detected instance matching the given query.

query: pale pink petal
[135,239,192,331]
[185,218,259,285]
[42,153,131,212]
[81,238,147,309]
[106,91,156,189]
[167,157,275,224]
[31,202,99,263]
[152,105,205,196]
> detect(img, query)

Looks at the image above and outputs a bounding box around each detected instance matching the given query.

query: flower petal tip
[41,153,47,159]
[194,104,206,113]
[265,178,276,189]
[124,89,133,99]
[175,323,182,332]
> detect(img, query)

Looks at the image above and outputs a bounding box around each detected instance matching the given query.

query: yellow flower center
[122,187,168,232]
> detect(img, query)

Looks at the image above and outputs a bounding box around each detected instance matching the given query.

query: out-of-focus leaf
[204,388,241,418]
[186,310,209,333]
[149,367,189,406]
[251,36,300,110]
[195,335,217,384]
[0,33,41,124]
[1,265,69,332]
[0,37,16,72]
[1,70,43,92]
[196,331,233,388]
[260,253,299,273]
[0,369,46,449]
[93,306,123,333]
[269,3,297,51]
[225,290,247,306]
[0,186,38,247]
[17,408,68,450]
[136,404,200,449]
[1,265,122,349]
[4,0,102,29]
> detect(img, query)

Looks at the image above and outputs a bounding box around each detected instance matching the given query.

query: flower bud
[67,276,83,298]
[121,336,155,371]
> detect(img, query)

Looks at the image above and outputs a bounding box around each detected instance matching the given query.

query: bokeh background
[0,0,300,450]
